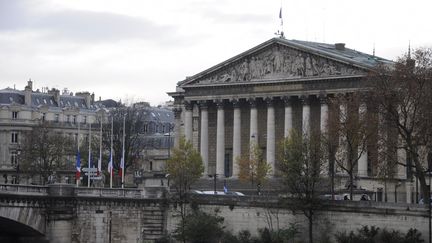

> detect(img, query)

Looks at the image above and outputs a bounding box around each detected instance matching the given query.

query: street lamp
[16,148,21,184]
[208,173,217,194]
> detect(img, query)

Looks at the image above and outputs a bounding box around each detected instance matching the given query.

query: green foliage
[404,229,424,243]
[237,142,271,189]
[278,129,326,243]
[335,226,424,243]
[278,129,326,202]
[220,226,299,243]
[166,136,204,197]
[175,209,225,243]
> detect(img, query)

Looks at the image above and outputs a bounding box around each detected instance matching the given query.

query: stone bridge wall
[167,195,430,241]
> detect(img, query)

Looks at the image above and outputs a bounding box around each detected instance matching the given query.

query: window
[11,132,18,144]
[12,111,18,120]
[55,114,60,123]
[10,151,18,166]
[67,115,71,123]
[149,161,153,171]
[83,116,87,124]
[73,115,77,124]
[42,113,46,121]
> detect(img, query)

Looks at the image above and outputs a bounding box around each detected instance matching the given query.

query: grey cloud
[0,0,182,44]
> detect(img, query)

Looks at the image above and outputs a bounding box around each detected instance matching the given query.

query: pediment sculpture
[192,44,364,85]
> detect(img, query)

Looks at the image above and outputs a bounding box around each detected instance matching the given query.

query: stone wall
[166,196,430,242]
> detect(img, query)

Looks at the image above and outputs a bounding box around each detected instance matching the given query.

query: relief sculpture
[196,44,362,85]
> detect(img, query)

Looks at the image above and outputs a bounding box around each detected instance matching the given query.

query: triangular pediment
[180,38,387,87]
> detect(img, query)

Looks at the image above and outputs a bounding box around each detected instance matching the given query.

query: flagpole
[88,122,92,188]
[110,116,113,189]
[76,118,80,187]
[121,116,125,189]
[98,115,102,179]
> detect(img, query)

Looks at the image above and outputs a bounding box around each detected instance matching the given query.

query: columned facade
[169,37,410,203]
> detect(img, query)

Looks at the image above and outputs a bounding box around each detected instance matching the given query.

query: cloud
[0,0,180,44]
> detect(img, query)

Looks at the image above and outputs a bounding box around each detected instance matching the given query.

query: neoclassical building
[168,37,413,201]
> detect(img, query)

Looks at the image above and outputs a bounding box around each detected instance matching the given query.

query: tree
[166,137,204,243]
[327,92,375,199]
[278,130,327,243]
[237,142,271,194]
[175,208,225,243]
[102,103,146,184]
[20,123,75,184]
[369,48,432,203]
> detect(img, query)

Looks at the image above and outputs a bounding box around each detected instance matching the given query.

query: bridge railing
[0,184,48,195]
[74,186,166,199]
[0,183,167,199]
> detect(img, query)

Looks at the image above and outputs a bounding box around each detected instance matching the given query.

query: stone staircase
[141,206,165,241]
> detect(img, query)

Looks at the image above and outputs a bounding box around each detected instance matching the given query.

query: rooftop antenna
[274,1,285,38]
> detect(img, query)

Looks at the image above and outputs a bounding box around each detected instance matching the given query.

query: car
[201,190,245,196]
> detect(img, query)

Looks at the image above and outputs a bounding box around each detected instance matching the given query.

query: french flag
[119,157,124,176]
[75,152,81,180]
[107,152,113,174]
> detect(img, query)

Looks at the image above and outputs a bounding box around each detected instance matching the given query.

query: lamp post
[16,148,21,184]
[208,173,217,194]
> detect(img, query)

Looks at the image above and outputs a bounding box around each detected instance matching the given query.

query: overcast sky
[1,0,431,106]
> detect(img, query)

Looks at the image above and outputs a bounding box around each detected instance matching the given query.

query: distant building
[0,80,104,184]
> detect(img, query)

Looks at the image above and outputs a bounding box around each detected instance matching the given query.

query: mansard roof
[0,88,24,105]
[0,87,97,111]
[177,37,392,88]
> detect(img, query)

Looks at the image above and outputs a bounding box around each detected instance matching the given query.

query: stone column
[200,101,209,175]
[320,95,328,133]
[338,101,348,174]
[232,99,241,177]
[266,98,275,175]
[320,95,329,175]
[216,100,225,177]
[301,96,311,135]
[184,101,193,142]
[173,108,182,147]
[249,98,258,149]
[357,102,368,177]
[283,96,293,138]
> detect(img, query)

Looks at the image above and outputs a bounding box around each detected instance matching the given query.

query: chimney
[24,80,32,106]
[26,79,33,90]
[76,92,91,108]
[48,88,61,105]
[335,43,346,51]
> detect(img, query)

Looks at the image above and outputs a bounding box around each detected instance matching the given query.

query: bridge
[1,184,431,242]
[0,184,167,243]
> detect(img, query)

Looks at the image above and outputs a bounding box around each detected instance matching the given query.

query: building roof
[177,37,393,87]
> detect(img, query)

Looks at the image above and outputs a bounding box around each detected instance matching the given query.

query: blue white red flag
[76,152,81,180]
[119,157,124,176]
[107,152,113,174]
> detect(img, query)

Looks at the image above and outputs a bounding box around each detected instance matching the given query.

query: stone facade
[168,37,416,202]
[0,81,103,184]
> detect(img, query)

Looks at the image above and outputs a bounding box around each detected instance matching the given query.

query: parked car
[200,190,245,196]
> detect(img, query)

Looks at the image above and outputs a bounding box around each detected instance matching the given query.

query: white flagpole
[98,115,102,178]
[121,115,125,189]
[88,122,92,188]
[110,116,113,188]
[76,118,80,187]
